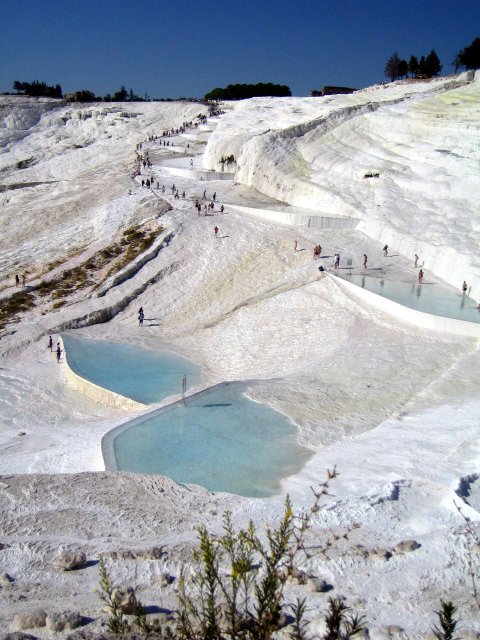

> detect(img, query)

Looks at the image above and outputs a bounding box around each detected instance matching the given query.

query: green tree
[418,55,427,76]
[424,49,442,77]
[74,90,96,102]
[384,51,401,81]
[113,85,128,101]
[205,82,291,100]
[397,59,408,78]
[11,80,62,98]
[455,37,480,70]
[408,55,419,77]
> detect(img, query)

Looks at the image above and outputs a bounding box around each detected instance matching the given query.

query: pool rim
[61,332,203,407]
[101,378,312,497]
[331,272,480,338]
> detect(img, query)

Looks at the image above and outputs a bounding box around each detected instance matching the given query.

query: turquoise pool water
[105,383,311,498]
[338,274,480,324]
[62,335,200,404]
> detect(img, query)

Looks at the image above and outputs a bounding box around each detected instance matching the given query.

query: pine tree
[455,37,480,70]
[408,55,419,77]
[398,59,408,78]
[385,52,401,81]
[424,50,442,77]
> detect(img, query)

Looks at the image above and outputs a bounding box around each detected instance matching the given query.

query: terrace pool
[103,382,311,498]
[62,334,200,404]
[338,274,480,324]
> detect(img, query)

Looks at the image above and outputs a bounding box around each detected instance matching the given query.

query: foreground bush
[97,470,463,639]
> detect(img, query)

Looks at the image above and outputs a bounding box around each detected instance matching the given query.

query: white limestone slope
[0,82,480,636]
[0,98,206,281]
[204,72,480,299]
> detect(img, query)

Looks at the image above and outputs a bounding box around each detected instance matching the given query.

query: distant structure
[310,86,356,97]
[65,90,97,102]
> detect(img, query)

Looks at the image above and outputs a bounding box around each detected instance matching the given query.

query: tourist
[213,192,216,201]
[462,281,468,294]
[56,342,62,363]
[383,244,388,256]
[418,269,424,284]
[214,225,219,238]
[414,254,419,268]
[220,205,224,213]
[48,335,53,352]
[334,253,340,269]
[138,308,144,326]
[363,254,368,269]
[190,159,193,166]
[203,190,207,200]
[15,274,20,287]
[294,240,298,252]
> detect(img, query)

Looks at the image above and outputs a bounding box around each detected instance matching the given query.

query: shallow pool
[338,274,480,324]
[62,335,200,404]
[104,382,311,498]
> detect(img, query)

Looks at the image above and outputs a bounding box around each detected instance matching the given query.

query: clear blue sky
[1,0,478,98]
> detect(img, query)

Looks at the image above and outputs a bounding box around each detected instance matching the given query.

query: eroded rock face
[160,572,175,587]
[307,576,331,593]
[3,633,40,640]
[12,610,47,630]
[287,567,309,585]
[45,610,83,632]
[0,571,15,586]
[395,539,421,553]
[54,549,87,570]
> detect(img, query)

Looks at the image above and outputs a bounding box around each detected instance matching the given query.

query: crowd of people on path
[122,110,480,332]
